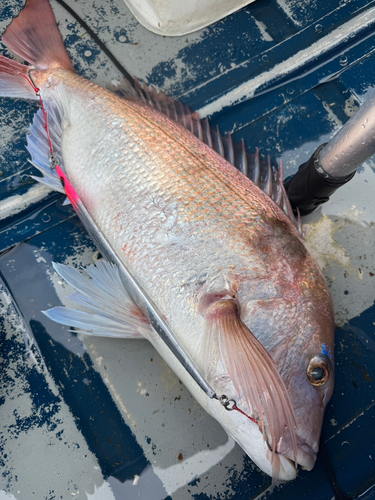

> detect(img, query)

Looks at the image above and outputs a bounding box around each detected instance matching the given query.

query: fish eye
[307,354,330,386]
[311,366,325,380]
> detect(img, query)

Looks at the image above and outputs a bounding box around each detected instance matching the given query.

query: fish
[0,0,335,482]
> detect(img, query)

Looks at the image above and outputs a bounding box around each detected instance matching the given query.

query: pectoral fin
[203,298,297,465]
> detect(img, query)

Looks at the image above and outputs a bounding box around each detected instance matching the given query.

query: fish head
[199,241,335,481]
[260,245,336,475]
[204,293,335,480]
[251,230,336,477]
[274,305,335,473]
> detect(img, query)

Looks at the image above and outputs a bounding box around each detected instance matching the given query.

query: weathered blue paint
[0,0,374,497]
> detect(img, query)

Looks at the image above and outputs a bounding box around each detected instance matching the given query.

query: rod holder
[285,90,375,215]
[284,145,355,216]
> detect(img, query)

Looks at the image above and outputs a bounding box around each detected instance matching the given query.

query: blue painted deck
[0,0,374,498]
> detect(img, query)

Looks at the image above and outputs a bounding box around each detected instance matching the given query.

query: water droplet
[315,24,323,33]
[118,35,127,43]
[286,88,294,95]
[361,140,366,145]
[339,55,348,66]
[84,50,92,57]
[42,213,52,223]
[262,54,269,63]
[21,174,30,183]
[362,124,366,129]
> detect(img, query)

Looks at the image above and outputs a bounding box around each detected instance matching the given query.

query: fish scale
[84,112,273,348]
[64,96,254,322]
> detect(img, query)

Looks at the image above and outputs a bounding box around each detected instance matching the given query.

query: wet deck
[0,0,374,498]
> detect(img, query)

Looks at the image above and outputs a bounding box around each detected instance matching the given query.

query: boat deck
[0,0,374,498]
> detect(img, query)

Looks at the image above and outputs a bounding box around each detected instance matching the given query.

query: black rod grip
[284,145,355,216]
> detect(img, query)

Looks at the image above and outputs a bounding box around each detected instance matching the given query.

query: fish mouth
[276,432,318,471]
[282,442,317,471]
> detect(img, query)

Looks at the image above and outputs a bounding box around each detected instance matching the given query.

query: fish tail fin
[2,0,73,71]
[203,298,298,472]
[0,56,39,100]
[0,0,73,188]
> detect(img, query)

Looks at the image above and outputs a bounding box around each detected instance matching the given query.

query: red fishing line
[18,72,54,158]
[232,404,259,425]
[219,395,259,425]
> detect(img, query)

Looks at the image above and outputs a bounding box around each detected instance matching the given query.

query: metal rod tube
[319,90,375,178]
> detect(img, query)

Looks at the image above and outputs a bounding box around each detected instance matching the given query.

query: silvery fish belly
[0,0,335,483]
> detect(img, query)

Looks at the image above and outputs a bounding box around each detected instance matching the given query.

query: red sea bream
[0,0,335,481]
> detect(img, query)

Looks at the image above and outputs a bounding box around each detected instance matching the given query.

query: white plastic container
[123,0,255,36]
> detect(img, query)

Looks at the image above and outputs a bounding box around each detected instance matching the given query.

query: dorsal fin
[129,79,299,231]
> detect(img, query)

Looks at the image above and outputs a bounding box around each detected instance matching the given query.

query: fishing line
[319,436,348,500]
[218,395,259,425]
[52,0,135,87]
[18,72,55,159]
[233,404,259,424]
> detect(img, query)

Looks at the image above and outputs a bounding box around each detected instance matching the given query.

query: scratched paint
[0,281,109,500]
[1,0,375,497]
[196,6,375,118]
[275,0,320,28]
[304,214,375,326]
[301,161,375,327]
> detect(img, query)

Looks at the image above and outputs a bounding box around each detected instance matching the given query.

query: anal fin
[44,260,151,339]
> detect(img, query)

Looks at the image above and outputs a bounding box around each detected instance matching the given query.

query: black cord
[319,435,348,500]
[52,0,135,87]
